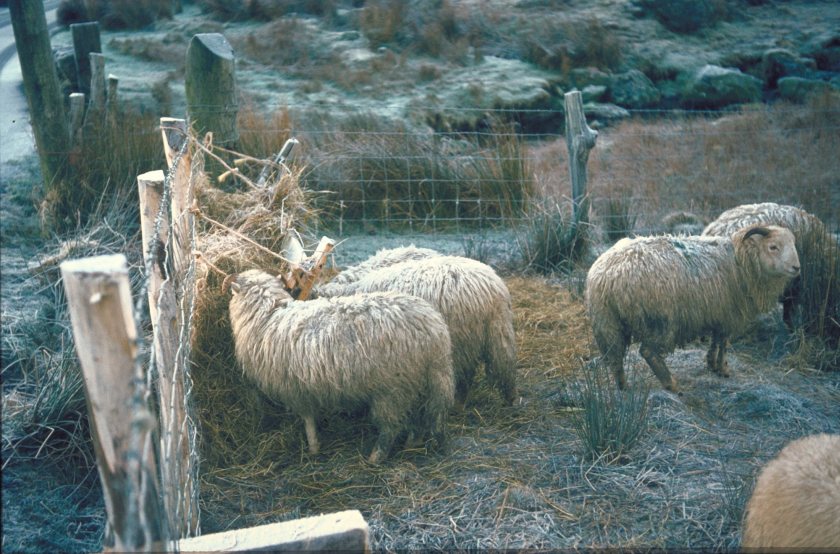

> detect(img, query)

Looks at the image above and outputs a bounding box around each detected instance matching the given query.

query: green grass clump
[568,365,650,463]
[518,200,588,275]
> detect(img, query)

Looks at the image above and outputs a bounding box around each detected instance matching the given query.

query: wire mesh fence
[226,102,840,235]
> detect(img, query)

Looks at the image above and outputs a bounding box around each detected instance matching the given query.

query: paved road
[0,1,61,166]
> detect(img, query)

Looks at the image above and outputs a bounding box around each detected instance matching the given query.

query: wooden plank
[178,510,369,552]
[60,254,165,550]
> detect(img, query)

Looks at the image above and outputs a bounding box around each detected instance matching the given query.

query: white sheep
[323,244,442,288]
[742,433,840,549]
[703,202,839,330]
[585,225,800,392]
[317,255,517,408]
[229,269,455,463]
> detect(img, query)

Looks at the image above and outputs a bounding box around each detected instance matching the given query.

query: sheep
[317,255,517,408]
[742,433,840,550]
[228,269,455,463]
[585,225,800,392]
[661,210,707,236]
[703,202,839,330]
[324,244,442,288]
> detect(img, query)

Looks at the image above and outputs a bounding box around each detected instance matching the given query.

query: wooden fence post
[84,52,107,129]
[137,170,199,538]
[564,90,598,226]
[71,21,102,98]
[185,33,238,178]
[107,74,119,127]
[8,0,70,196]
[60,254,165,551]
[69,92,86,146]
[160,118,195,279]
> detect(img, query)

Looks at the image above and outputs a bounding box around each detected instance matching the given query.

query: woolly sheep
[318,255,517,408]
[742,433,840,550]
[229,269,455,463]
[703,202,839,329]
[585,225,800,392]
[325,245,442,288]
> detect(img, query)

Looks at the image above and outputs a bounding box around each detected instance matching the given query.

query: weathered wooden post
[107,74,119,127]
[564,90,598,226]
[71,22,101,98]
[160,118,195,279]
[137,170,199,539]
[60,254,166,551]
[69,92,86,147]
[83,53,107,129]
[185,33,238,145]
[185,33,238,178]
[8,0,70,196]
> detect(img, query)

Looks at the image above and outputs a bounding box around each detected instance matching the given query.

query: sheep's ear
[743,226,771,241]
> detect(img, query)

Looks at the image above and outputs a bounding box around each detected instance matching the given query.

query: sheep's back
[586,235,742,342]
[326,245,441,287]
[231,290,452,414]
[742,433,840,549]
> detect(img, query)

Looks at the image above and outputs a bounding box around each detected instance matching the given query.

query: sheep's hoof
[367,448,384,464]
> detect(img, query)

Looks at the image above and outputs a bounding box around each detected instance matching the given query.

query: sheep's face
[739,225,800,279]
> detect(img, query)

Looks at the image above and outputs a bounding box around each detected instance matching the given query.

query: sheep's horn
[743,226,770,240]
[222,273,239,294]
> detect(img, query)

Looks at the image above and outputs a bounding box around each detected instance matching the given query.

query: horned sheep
[229,269,455,463]
[703,202,839,330]
[585,225,800,392]
[318,253,518,408]
[742,433,840,550]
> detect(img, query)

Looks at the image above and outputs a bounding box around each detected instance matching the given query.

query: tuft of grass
[41,104,164,233]
[568,364,650,463]
[602,195,637,242]
[518,200,588,275]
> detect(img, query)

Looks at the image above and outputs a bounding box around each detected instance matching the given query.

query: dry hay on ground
[190,261,838,550]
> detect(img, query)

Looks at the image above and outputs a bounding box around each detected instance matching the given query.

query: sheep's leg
[639,343,678,392]
[454,364,476,411]
[603,345,628,390]
[368,402,399,464]
[707,332,731,377]
[302,415,319,455]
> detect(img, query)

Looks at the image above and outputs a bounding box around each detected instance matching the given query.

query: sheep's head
[735,225,800,279]
[229,270,293,307]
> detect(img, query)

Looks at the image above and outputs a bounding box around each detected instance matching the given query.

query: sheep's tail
[484,311,518,405]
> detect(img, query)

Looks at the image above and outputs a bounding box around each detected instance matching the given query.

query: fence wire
[125,132,201,551]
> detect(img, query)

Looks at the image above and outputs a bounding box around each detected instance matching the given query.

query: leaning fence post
[564,90,598,226]
[138,170,198,539]
[60,254,166,551]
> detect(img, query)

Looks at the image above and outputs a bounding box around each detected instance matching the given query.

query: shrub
[601,195,637,242]
[518,200,588,274]
[41,104,164,232]
[568,363,650,462]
